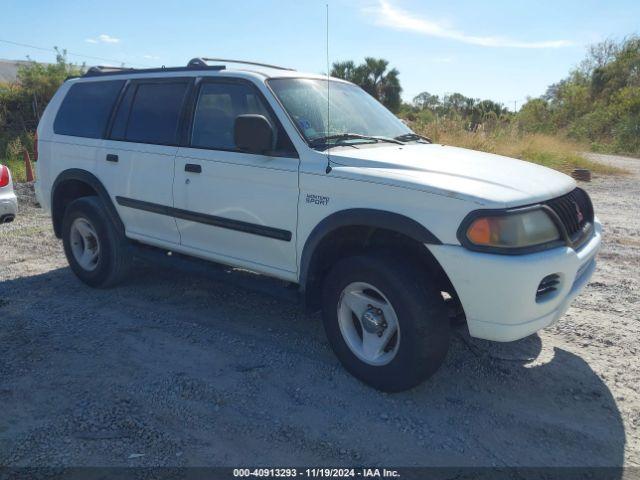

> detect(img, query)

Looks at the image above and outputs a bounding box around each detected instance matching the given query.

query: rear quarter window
[53,80,125,138]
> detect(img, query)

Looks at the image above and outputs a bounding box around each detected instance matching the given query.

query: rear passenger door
[173,78,300,278]
[99,78,192,246]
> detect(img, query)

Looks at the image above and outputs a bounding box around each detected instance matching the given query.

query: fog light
[536,274,560,302]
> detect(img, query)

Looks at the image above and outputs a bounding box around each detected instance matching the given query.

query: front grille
[536,273,560,301]
[544,188,594,242]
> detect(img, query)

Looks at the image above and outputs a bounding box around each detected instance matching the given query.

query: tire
[321,252,450,392]
[61,196,131,288]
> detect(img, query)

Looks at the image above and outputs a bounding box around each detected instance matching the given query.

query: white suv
[35,58,602,391]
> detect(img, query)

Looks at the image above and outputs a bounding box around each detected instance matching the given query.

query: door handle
[185,163,202,173]
[106,154,119,163]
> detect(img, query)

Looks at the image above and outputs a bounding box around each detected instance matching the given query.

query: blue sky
[2,0,638,109]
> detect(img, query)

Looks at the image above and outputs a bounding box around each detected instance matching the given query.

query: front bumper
[429,218,602,342]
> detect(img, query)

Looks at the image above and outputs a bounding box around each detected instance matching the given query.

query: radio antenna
[325,3,332,174]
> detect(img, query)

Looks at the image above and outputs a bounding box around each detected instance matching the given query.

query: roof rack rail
[188,57,295,71]
[82,64,226,77]
[87,65,135,74]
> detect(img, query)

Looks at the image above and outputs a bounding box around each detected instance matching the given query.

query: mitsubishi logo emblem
[573,201,584,223]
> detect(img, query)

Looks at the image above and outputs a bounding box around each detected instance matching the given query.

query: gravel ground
[0,154,638,469]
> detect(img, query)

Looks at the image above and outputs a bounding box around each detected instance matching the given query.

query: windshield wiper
[394,133,432,143]
[309,133,405,150]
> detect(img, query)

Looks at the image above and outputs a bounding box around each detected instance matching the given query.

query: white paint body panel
[173,147,299,276]
[99,141,180,245]
[35,67,600,342]
[328,143,576,208]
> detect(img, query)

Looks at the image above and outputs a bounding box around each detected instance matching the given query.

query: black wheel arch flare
[51,169,124,238]
[298,208,443,296]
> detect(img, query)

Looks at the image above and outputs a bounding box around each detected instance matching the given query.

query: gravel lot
[0,154,638,469]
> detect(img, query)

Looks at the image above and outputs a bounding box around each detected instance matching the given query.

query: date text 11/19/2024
[233,468,400,478]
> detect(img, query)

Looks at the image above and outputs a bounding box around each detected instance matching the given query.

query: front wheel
[321,253,450,392]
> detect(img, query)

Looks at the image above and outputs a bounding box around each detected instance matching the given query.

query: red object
[34,131,39,162]
[0,165,9,188]
[23,149,34,182]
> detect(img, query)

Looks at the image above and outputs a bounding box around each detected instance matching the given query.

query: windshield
[268,78,413,147]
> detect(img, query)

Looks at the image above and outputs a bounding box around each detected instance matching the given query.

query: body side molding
[115,196,292,242]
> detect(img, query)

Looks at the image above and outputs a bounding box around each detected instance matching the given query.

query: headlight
[460,207,561,253]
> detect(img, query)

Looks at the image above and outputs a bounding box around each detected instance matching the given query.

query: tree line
[331,36,640,154]
[518,35,640,153]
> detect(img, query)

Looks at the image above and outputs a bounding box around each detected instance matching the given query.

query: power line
[0,38,153,67]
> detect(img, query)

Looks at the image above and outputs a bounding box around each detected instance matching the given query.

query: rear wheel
[62,196,131,288]
[321,252,450,392]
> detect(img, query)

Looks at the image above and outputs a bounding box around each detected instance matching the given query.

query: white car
[0,164,17,224]
[34,58,601,391]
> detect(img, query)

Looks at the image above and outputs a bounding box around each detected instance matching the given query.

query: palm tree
[331,57,402,113]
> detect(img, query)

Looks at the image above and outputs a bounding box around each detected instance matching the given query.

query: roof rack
[188,57,295,71]
[82,63,226,77]
[86,65,135,74]
[80,57,292,78]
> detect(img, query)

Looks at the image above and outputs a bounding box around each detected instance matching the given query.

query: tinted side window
[191,82,295,155]
[54,80,125,138]
[109,84,135,141]
[124,82,189,145]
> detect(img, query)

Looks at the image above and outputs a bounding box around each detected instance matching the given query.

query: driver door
[173,78,300,279]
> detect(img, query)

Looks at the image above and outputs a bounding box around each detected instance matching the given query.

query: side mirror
[234,114,274,154]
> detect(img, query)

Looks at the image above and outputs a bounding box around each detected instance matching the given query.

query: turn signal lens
[467,217,493,245]
[0,165,9,188]
[465,209,560,249]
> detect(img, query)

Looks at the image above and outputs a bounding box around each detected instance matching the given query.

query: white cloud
[143,54,160,60]
[97,34,120,43]
[368,0,574,49]
[85,34,121,44]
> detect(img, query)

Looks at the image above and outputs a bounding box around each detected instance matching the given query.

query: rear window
[53,80,125,138]
[117,82,190,145]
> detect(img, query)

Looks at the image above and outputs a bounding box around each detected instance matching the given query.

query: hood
[328,143,576,207]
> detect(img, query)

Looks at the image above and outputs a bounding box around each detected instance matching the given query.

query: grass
[1,157,28,183]
[411,119,628,176]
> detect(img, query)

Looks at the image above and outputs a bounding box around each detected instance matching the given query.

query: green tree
[517,98,553,133]
[331,57,402,113]
[330,61,357,83]
[412,91,439,110]
[18,48,84,120]
[1,49,83,157]
[442,92,467,114]
[521,35,640,153]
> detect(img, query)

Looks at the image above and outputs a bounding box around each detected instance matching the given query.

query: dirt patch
[0,157,638,468]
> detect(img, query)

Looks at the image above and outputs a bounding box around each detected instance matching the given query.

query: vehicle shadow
[0,262,626,472]
[424,330,625,469]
